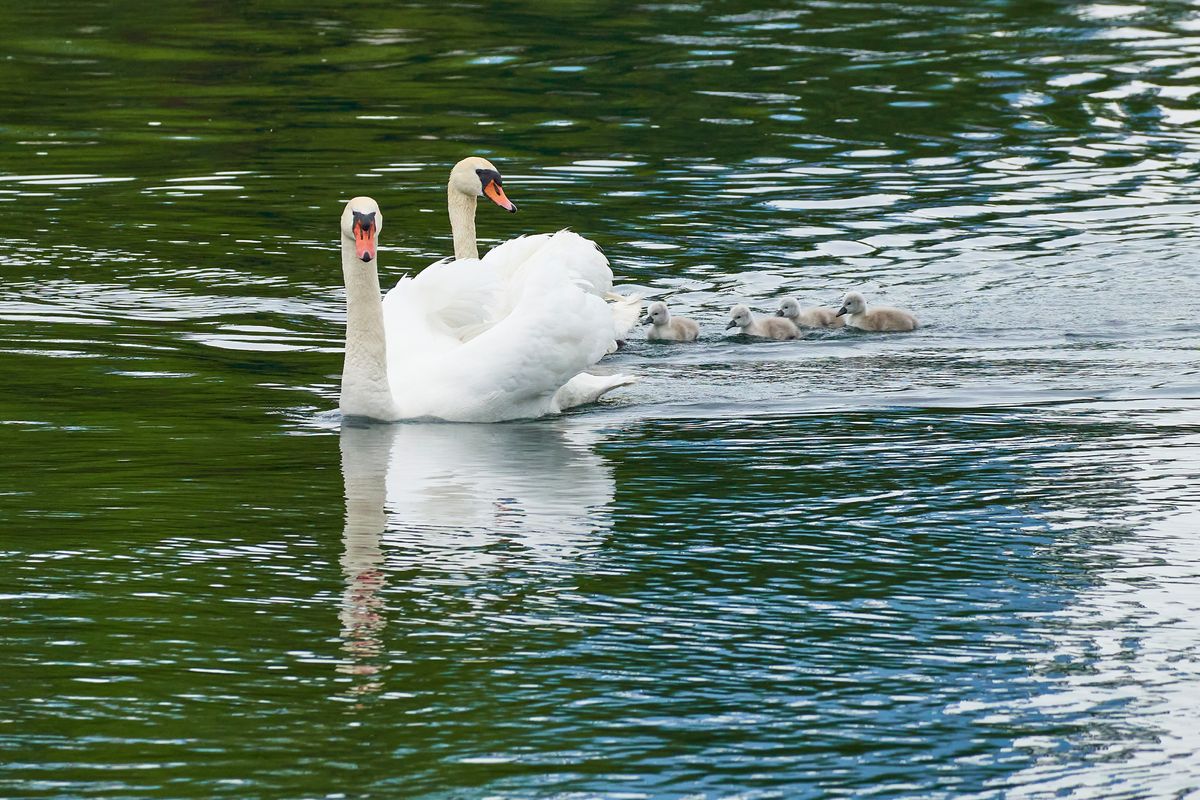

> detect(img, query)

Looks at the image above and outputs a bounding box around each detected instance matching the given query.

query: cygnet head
[776,298,801,319]
[340,196,383,263]
[837,291,866,317]
[642,301,670,326]
[726,304,752,330]
[448,156,517,213]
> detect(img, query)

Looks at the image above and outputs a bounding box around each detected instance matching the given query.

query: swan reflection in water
[336,418,616,694]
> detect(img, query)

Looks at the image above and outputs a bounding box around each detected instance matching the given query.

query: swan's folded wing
[504,231,644,346]
[409,260,616,419]
[541,230,613,297]
[477,234,553,282]
[482,230,614,302]
[384,258,504,343]
[476,262,612,387]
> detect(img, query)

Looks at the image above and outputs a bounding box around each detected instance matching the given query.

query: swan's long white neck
[448,187,479,261]
[340,238,396,420]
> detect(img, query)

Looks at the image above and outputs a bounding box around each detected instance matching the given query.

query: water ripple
[3,1,1200,798]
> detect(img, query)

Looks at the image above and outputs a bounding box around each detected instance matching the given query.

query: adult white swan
[444,156,641,345]
[338,197,636,422]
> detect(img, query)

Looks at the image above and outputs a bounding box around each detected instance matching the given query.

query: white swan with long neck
[338,196,636,423]
[443,157,641,344]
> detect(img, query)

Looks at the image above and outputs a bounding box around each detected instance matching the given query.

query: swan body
[836,291,919,332]
[445,156,640,347]
[726,304,798,340]
[642,301,700,342]
[338,197,636,423]
[777,298,844,329]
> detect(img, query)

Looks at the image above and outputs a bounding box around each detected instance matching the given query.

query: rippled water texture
[4,1,1200,798]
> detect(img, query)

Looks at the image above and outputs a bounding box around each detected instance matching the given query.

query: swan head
[726,304,752,330]
[837,292,866,317]
[449,156,517,213]
[777,298,801,319]
[341,197,383,263]
[641,301,669,326]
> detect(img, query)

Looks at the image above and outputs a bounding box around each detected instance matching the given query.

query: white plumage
[442,156,641,350]
[338,198,636,423]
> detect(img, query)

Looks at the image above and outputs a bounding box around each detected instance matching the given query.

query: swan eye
[475,168,502,189]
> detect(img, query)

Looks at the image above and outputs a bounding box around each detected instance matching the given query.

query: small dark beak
[775,309,785,317]
[640,315,651,325]
[726,320,738,330]
[835,307,848,317]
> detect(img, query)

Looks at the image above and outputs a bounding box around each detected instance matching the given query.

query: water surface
[3,1,1200,797]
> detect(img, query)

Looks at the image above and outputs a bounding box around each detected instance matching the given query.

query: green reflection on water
[4,0,1200,797]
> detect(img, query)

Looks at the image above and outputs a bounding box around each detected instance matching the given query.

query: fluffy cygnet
[776,298,845,329]
[835,292,919,332]
[726,304,798,340]
[642,301,700,342]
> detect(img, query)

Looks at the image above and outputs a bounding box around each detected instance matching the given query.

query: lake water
[3,1,1200,797]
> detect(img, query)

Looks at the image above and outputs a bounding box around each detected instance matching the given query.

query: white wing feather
[379,230,634,421]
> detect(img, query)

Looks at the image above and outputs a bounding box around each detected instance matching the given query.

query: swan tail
[554,372,638,412]
[606,291,643,344]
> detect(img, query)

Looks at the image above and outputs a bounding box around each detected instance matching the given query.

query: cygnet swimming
[776,298,845,329]
[726,304,798,340]
[642,301,700,342]
[835,292,919,332]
